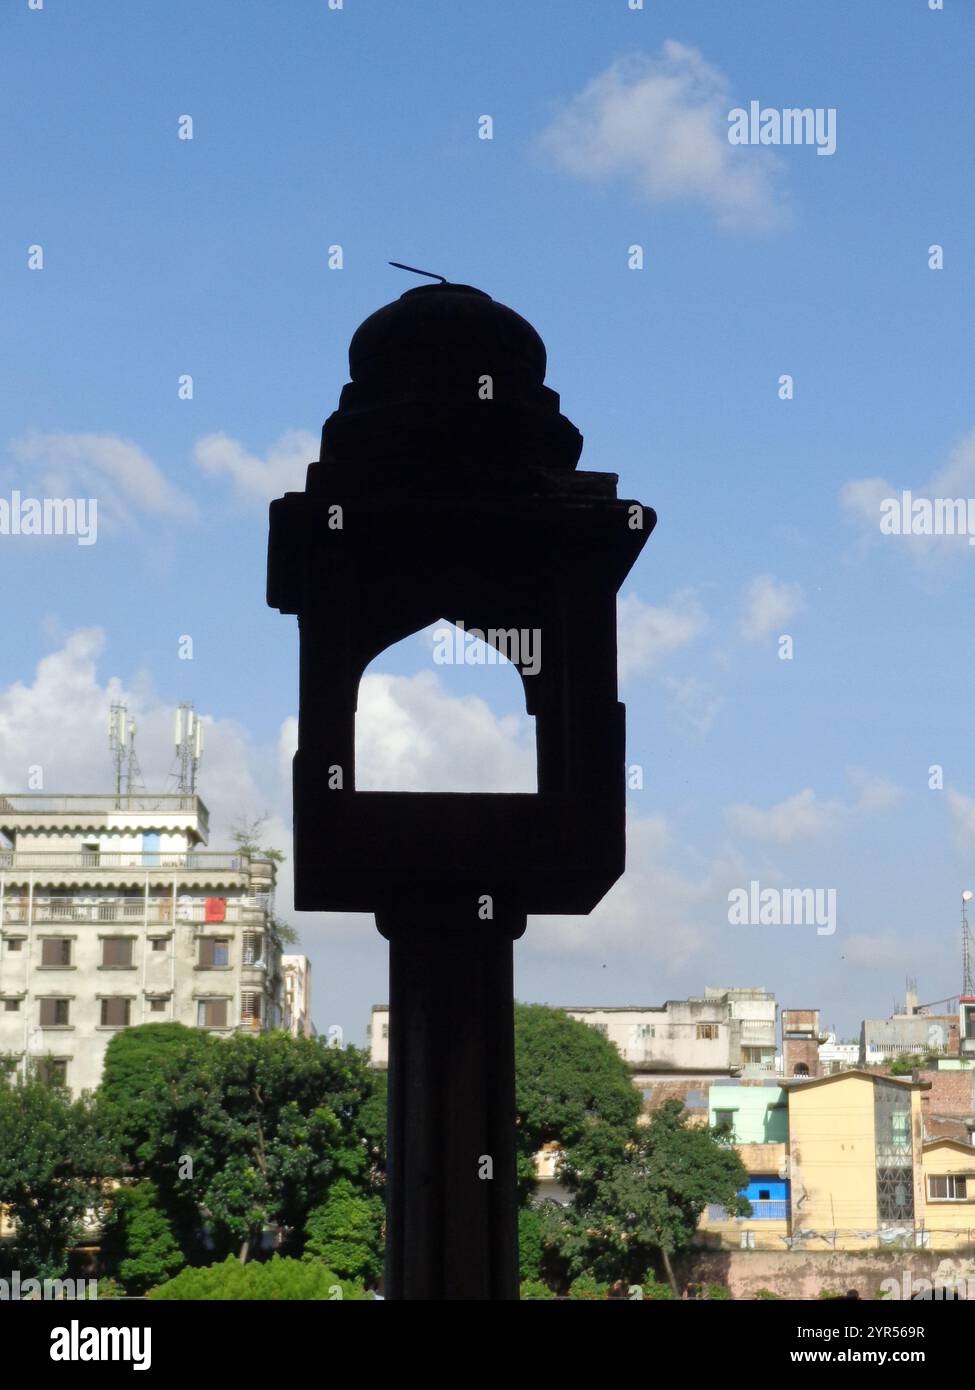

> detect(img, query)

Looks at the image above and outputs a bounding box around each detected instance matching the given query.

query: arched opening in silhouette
[354,620,537,792]
[793,1063,810,1077]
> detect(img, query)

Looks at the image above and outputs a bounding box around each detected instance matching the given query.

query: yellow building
[785,1070,927,1251]
[921,1138,975,1251]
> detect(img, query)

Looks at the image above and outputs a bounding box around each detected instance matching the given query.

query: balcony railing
[0,851,244,872]
[0,896,268,925]
[708,1200,788,1222]
[0,793,209,836]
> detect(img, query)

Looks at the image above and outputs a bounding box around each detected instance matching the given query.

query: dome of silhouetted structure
[315,281,583,480]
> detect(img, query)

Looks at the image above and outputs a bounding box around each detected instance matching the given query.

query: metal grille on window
[241,991,261,1023]
[874,1082,915,1223]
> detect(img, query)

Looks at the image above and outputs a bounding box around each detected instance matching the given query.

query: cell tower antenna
[174,703,204,796]
[962,891,975,997]
[108,703,144,801]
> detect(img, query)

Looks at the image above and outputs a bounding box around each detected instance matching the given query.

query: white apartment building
[366,987,777,1076]
[282,954,314,1038]
[565,987,778,1075]
[0,793,285,1094]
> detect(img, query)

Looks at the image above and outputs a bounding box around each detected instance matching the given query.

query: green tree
[303,1178,384,1284]
[147,1253,369,1300]
[100,1026,381,1264]
[559,1100,750,1293]
[0,1074,109,1281]
[100,1180,185,1294]
[514,1004,642,1203]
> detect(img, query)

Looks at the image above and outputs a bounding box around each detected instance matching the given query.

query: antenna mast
[108,703,144,802]
[174,703,203,796]
[963,891,975,997]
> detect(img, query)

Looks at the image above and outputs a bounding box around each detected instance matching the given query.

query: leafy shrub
[303,1179,384,1285]
[147,1254,370,1300]
[641,1272,674,1300]
[568,1273,610,1300]
[95,1277,124,1300]
[754,1287,782,1300]
[100,1181,185,1295]
[520,1279,556,1300]
[703,1283,731,1300]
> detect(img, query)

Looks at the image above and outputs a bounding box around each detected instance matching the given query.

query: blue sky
[2,0,974,1043]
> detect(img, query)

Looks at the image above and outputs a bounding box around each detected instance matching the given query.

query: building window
[3,998,21,1012]
[928,1175,969,1201]
[101,937,133,968]
[39,998,70,1027]
[6,938,23,951]
[100,997,131,1028]
[198,999,228,1028]
[241,992,262,1024]
[793,1063,809,1076]
[593,1022,608,1036]
[198,937,229,968]
[713,1109,735,1137]
[243,933,263,966]
[149,998,166,1013]
[41,937,72,967]
[35,1058,68,1087]
[697,1023,718,1040]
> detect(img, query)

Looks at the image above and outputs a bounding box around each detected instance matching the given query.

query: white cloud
[841,427,975,562]
[537,41,787,232]
[527,813,736,968]
[947,788,975,855]
[848,769,905,814]
[7,432,196,528]
[618,590,706,679]
[726,787,841,844]
[727,771,905,845]
[660,673,724,737]
[194,429,317,504]
[738,574,804,642]
[354,671,535,792]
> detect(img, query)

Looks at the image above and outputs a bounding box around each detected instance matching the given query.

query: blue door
[143,832,161,867]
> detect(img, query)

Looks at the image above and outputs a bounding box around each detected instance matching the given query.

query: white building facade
[0,793,285,1094]
[282,954,314,1038]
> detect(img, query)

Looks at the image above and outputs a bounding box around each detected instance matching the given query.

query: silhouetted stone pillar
[380,908,524,1299]
[267,281,653,1300]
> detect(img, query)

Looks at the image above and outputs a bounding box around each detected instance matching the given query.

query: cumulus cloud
[738,574,804,642]
[7,432,196,529]
[947,788,975,854]
[354,671,536,792]
[194,429,317,504]
[726,788,841,844]
[727,772,905,845]
[527,813,737,967]
[660,673,724,738]
[841,427,975,562]
[537,41,787,232]
[618,590,707,679]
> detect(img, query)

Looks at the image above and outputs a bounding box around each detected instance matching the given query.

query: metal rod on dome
[389,261,448,284]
